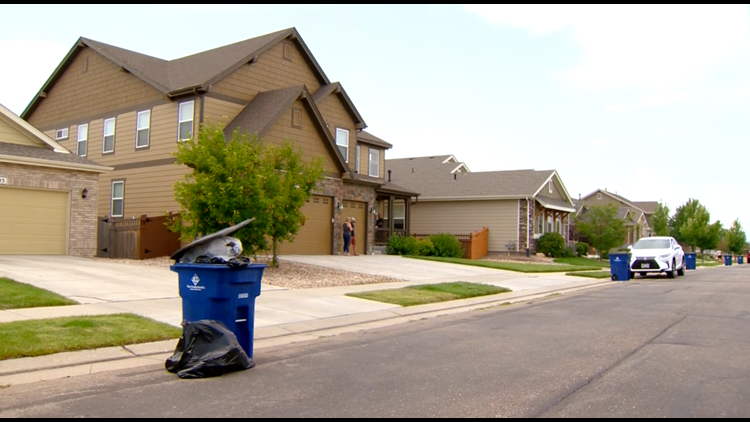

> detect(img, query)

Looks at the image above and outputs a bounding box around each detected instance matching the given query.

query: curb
[0,279,612,387]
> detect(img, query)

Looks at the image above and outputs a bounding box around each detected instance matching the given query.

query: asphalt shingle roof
[224,86,303,139]
[632,201,659,214]
[356,130,392,149]
[0,142,109,170]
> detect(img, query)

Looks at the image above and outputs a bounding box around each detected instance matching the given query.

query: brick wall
[0,162,100,257]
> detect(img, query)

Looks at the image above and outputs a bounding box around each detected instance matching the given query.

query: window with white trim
[548,181,553,194]
[369,147,379,177]
[136,110,150,148]
[393,199,405,230]
[102,118,115,153]
[55,128,68,140]
[111,181,124,217]
[355,145,360,174]
[76,124,88,157]
[538,216,543,233]
[178,101,194,141]
[336,128,349,162]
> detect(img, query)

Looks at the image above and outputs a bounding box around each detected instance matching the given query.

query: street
[1,266,749,418]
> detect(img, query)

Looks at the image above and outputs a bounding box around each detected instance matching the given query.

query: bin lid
[170,218,255,262]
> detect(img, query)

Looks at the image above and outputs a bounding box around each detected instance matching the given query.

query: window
[538,216,543,233]
[369,147,379,177]
[336,128,349,162]
[548,181,553,194]
[136,110,150,148]
[178,101,194,141]
[102,118,115,153]
[393,199,405,230]
[547,216,552,233]
[283,42,293,61]
[597,193,602,200]
[76,124,88,157]
[291,108,302,128]
[355,145,360,174]
[55,128,68,140]
[111,181,124,217]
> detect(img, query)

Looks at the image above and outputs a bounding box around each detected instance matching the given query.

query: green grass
[565,271,613,279]
[347,282,512,307]
[0,277,78,310]
[697,262,722,267]
[553,257,610,268]
[407,256,598,273]
[0,314,182,361]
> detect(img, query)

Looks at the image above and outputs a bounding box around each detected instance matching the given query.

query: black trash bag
[165,320,254,379]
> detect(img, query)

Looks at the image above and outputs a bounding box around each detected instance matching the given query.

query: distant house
[576,189,657,247]
[385,155,576,254]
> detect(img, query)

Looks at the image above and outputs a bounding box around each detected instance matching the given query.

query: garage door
[342,200,366,256]
[0,187,68,255]
[277,195,332,255]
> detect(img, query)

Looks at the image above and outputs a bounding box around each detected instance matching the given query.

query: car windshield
[633,239,670,249]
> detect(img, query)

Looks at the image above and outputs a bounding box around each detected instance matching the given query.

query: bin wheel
[611,275,617,281]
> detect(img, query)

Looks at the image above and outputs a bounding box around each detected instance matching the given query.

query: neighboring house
[575,189,656,247]
[385,155,577,254]
[0,103,112,256]
[20,27,417,256]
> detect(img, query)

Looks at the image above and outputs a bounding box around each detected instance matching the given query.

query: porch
[374,182,420,246]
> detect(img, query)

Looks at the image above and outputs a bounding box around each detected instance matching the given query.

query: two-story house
[21,27,418,257]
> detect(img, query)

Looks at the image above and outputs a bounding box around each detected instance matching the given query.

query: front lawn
[0,277,78,310]
[554,257,610,268]
[407,256,598,273]
[347,282,511,307]
[0,313,181,360]
[565,271,612,279]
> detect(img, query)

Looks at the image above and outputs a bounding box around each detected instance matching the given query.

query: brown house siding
[26,47,164,128]
[210,40,322,101]
[316,94,357,166]
[202,96,246,128]
[98,163,191,218]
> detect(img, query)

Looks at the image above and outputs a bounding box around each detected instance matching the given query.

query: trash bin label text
[187,274,206,292]
[238,293,249,299]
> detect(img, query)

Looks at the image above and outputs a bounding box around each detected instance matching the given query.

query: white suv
[629,236,686,279]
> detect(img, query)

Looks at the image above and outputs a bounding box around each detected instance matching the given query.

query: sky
[2,4,749,230]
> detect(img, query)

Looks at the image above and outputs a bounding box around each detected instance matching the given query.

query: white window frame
[336,128,349,163]
[102,118,116,154]
[355,145,360,174]
[55,128,68,140]
[136,110,150,149]
[77,124,88,157]
[369,147,379,177]
[393,200,405,230]
[548,180,553,194]
[111,181,124,218]
[178,101,195,141]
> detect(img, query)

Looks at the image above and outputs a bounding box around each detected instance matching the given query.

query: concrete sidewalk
[0,254,630,386]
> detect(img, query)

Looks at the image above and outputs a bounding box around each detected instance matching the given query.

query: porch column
[388,195,394,235]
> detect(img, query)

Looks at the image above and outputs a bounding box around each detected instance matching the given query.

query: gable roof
[310,82,366,129]
[0,103,69,153]
[356,130,392,149]
[223,85,348,173]
[581,188,646,213]
[22,28,331,118]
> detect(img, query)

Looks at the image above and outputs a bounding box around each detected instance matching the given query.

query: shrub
[386,234,418,256]
[538,232,565,258]
[429,233,464,258]
[415,238,435,256]
[564,246,576,258]
[600,251,609,260]
[575,242,589,257]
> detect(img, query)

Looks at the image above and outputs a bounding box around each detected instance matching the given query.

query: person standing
[350,217,358,256]
[342,217,352,256]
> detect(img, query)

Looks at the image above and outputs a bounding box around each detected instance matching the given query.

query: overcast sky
[2,4,749,229]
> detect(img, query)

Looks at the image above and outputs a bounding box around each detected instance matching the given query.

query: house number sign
[0,177,7,185]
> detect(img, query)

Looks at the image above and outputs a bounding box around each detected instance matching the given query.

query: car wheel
[667,260,676,279]
[639,272,646,277]
[677,260,685,276]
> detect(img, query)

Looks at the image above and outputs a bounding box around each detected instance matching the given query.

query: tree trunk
[272,236,279,268]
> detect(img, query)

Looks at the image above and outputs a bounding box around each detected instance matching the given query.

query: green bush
[564,246,576,258]
[386,234,418,256]
[415,238,435,256]
[538,232,565,258]
[575,242,589,257]
[601,251,609,260]
[428,233,464,258]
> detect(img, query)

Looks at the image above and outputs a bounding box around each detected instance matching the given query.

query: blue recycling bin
[609,253,631,282]
[171,263,266,359]
[738,255,744,265]
[684,253,696,270]
[724,254,732,266]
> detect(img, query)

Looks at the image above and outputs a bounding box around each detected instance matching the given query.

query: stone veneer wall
[0,162,100,257]
[517,198,538,253]
[312,177,376,255]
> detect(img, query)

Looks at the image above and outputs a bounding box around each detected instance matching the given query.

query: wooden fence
[97,213,181,260]
[413,227,489,260]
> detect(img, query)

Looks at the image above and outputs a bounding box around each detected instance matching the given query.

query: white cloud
[464,5,750,90]
[0,40,69,115]
[604,90,692,113]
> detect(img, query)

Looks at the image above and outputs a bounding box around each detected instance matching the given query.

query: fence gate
[97,214,181,259]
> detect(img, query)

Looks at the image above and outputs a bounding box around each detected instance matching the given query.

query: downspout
[526,198,530,254]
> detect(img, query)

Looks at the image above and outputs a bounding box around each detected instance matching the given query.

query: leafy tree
[169,122,324,266]
[651,202,670,236]
[680,204,722,260]
[726,219,747,257]
[573,204,627,261]
[669,199,700,244]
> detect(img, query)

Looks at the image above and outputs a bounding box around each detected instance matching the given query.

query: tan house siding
[0,118,40,147]
[317,94,357,166]
[98,163,191,218]
[263,99,339,174]
[410,200,518,252]
[210,40,322,101]
[26,47,164,128]
[0,161,99,257]
[537,176,567,201]
[203,96,246,128]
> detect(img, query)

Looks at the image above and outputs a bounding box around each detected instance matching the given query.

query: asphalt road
[1,266,749,418]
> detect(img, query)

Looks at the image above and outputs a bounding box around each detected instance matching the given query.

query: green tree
[169,122,324,265]
[726,219,747,257]
[669,199,700,244]
[651,202,670,236]
[573,203,627,261]
[680,204,722,261]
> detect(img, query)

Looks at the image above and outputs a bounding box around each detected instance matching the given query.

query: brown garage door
[0,187,68,255]
[277,195,332,255]
[342,200,366,255]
